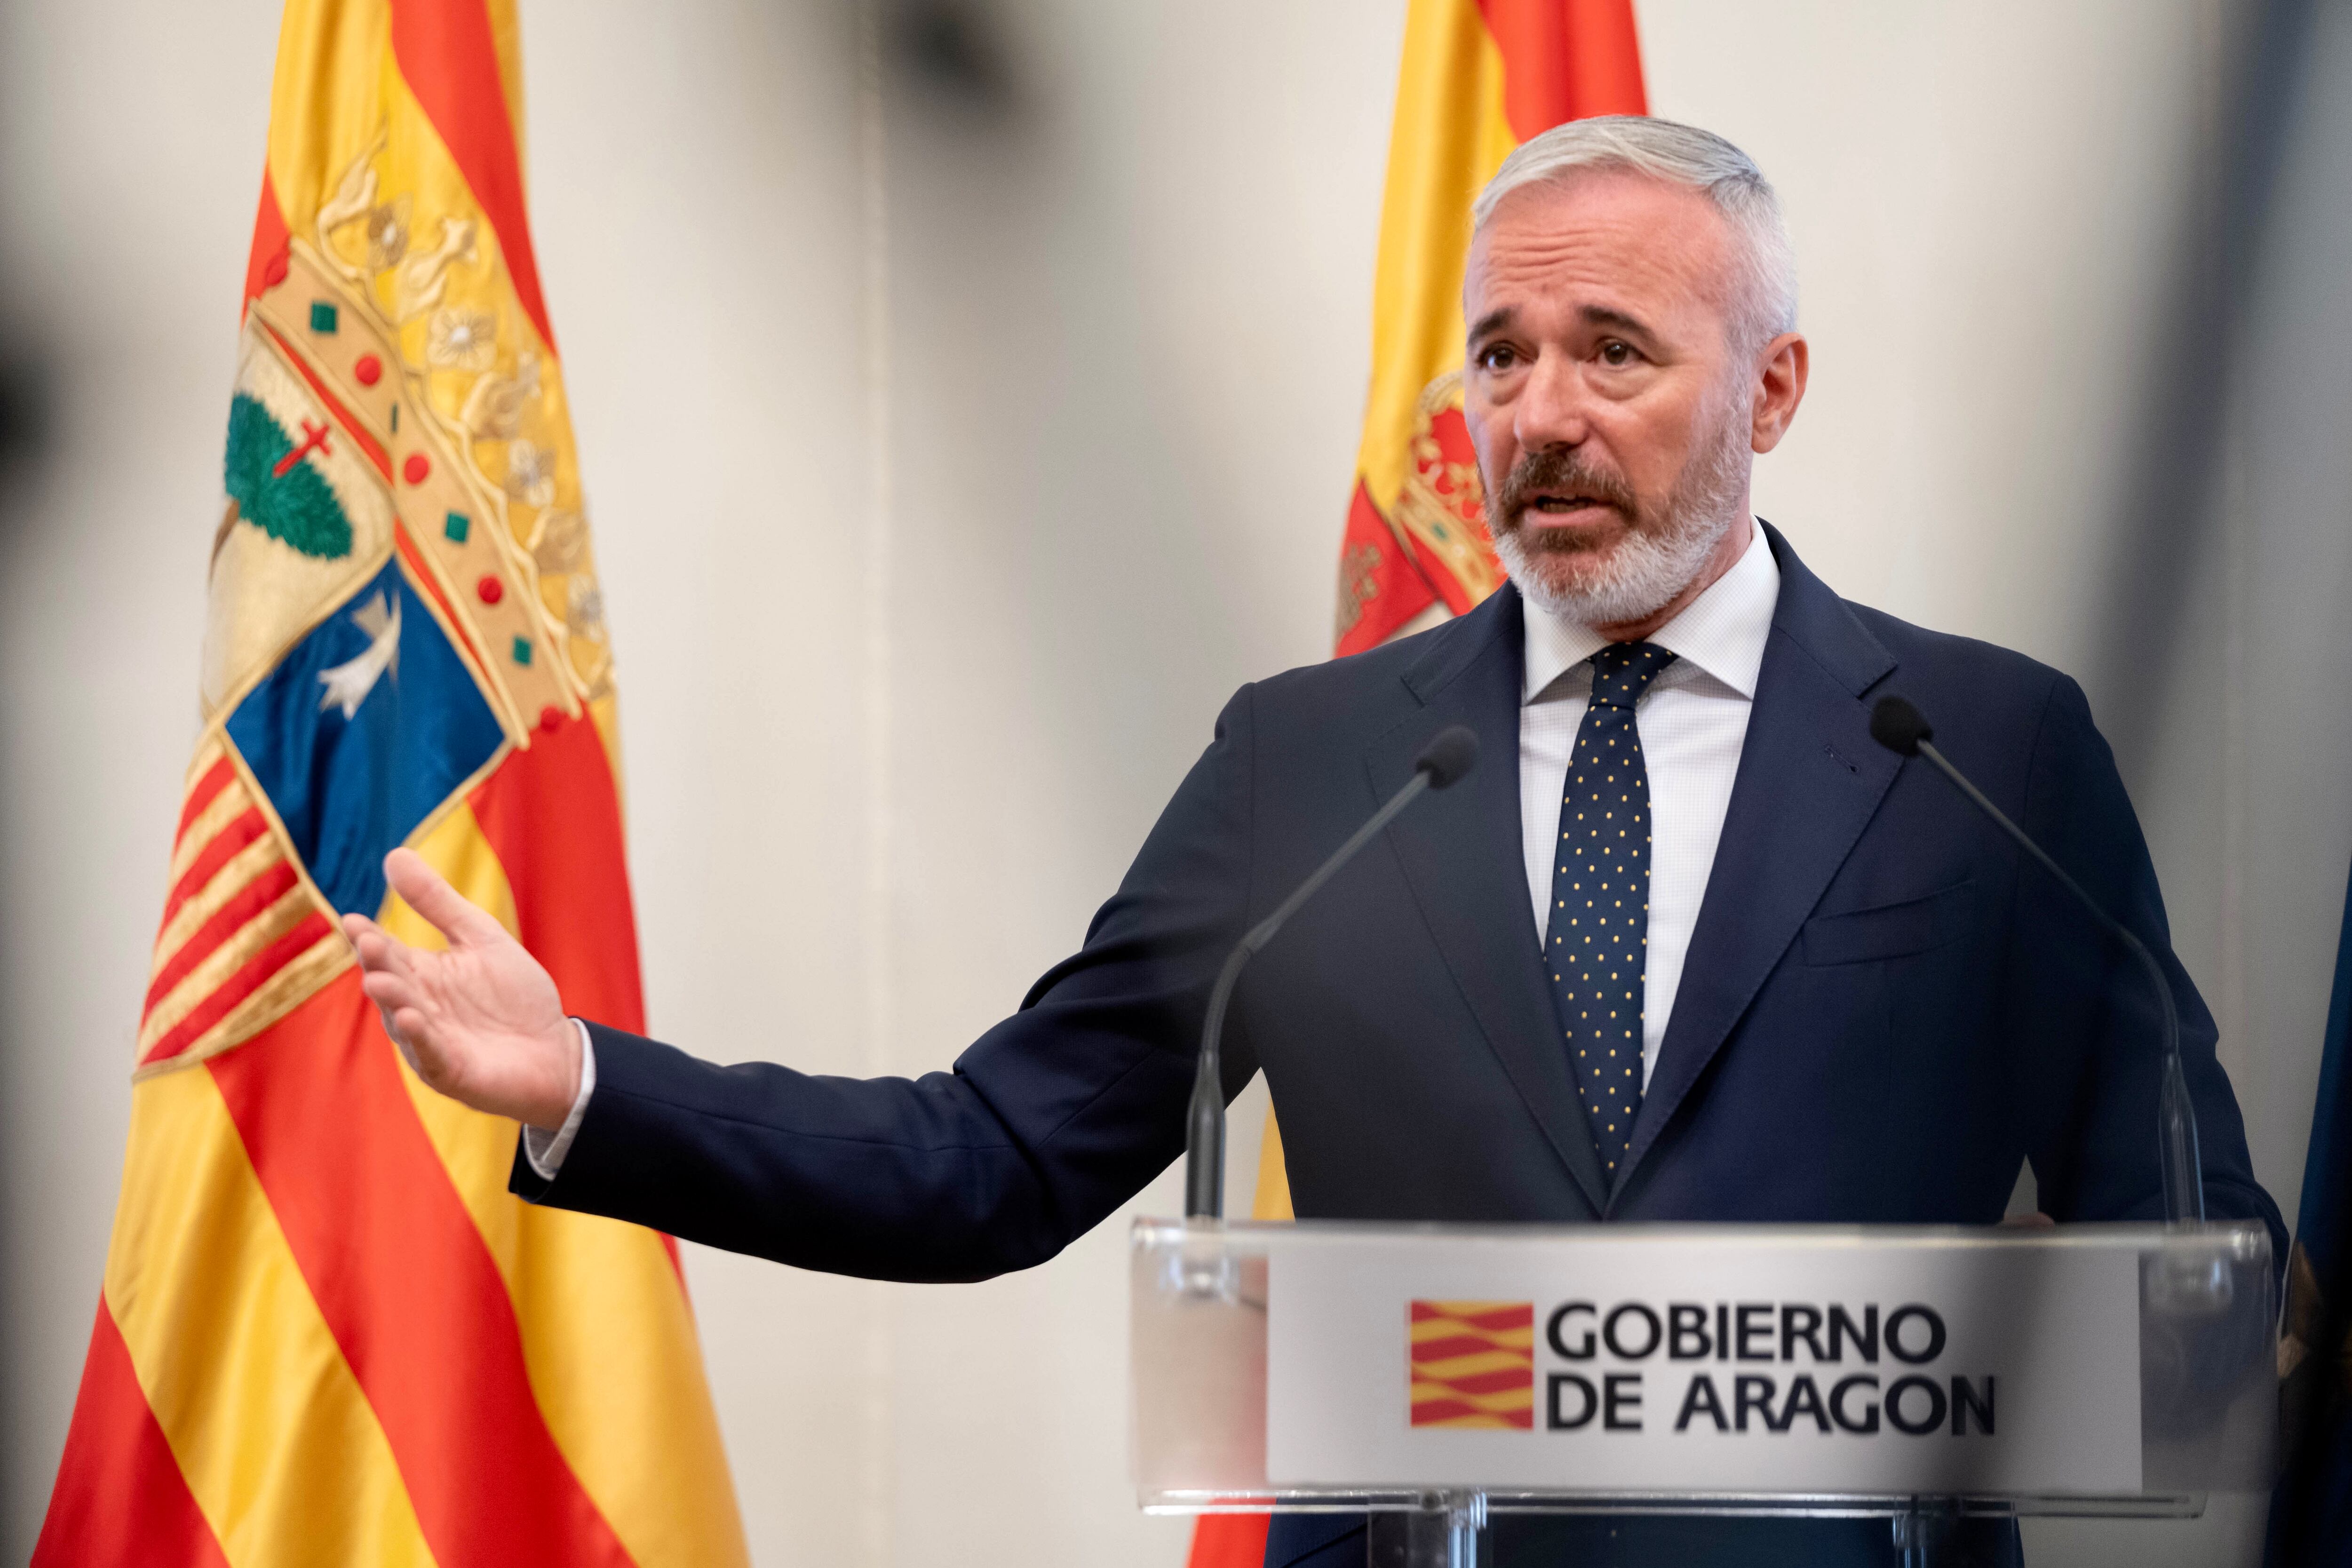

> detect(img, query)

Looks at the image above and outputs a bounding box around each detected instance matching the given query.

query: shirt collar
[1521,519,1781,705]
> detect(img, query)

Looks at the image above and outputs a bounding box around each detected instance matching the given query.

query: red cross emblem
[271,417,335,478]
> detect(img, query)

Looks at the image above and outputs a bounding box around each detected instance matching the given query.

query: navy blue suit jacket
[513,524,2280,1567]
[513,525,2278,1266]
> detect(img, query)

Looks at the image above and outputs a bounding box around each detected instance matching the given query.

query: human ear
[1749,333,1809,454]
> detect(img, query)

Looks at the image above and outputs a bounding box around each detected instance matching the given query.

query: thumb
[383,847,505,948]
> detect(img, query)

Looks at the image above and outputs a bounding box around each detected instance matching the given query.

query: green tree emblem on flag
[222,392,354,560]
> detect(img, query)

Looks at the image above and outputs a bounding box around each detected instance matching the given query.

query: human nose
[1512,350,1593,454]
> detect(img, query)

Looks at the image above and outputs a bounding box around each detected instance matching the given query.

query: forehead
[1466,170,1736,331]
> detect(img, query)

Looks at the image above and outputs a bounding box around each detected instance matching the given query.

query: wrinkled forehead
[1464,170,1740,334]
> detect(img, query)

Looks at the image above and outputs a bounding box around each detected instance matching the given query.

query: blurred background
[4,0,2351,1562]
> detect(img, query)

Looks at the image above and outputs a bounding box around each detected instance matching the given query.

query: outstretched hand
[342,847,581,1130]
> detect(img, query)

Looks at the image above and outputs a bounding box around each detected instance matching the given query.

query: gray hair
[1471,116,1797,348]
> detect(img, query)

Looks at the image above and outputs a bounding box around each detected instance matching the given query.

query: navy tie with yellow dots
[1545,641,1677,1185]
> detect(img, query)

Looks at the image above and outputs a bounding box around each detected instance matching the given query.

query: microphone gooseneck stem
[1183,770,1435,1221]
[1911,738,2204,1226]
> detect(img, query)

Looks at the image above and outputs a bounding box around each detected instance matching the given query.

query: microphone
[1182,725,1479,1220]
[1869,696,2205,1226]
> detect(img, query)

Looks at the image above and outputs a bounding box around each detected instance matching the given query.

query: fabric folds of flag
[2268,860,2352,1563]
[1188,6,1647,1567]
[1329,0,1646,659]
[34,3,747,1563]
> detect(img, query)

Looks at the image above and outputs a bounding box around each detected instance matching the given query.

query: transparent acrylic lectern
[1131,1218,2275,1568]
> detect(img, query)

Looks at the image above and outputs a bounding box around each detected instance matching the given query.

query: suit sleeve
[507,685,1263,1282]
[2002,675,2286,1254]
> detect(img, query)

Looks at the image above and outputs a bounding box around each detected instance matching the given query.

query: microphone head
[1414,725,1479,789]
[1869,696,1933,757]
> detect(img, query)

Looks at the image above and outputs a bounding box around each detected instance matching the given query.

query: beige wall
[3,2,2328,1564]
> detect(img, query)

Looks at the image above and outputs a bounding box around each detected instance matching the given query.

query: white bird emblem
[317,590,401,719]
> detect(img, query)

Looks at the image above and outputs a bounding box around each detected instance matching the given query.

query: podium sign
[1269,1233,2139,1494]
[1132,1218,2275,1521]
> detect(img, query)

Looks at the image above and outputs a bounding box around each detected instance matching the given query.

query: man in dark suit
[345,118,2280,1566]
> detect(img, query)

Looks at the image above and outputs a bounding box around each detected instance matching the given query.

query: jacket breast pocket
[1801,880,1973,967]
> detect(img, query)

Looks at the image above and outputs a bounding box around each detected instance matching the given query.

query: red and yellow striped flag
[1189,4,1645,1562]
[1332,0,1646,657]
[34,3,747,1562]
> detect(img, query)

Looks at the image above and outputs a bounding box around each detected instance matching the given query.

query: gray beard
[1492,411,1750,629]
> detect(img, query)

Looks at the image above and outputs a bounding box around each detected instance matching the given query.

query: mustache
[1493,448,1639,538]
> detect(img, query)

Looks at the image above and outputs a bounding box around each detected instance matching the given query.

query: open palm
[342,846,581,1129]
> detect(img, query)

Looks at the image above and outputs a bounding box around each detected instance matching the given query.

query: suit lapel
[1367,589,1611,1218]
[1617,525,1902,1200]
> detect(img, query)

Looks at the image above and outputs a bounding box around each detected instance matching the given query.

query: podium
[1131,1218,2275,1566]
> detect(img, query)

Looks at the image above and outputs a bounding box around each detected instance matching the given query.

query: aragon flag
[33,2,748,1563]
[1188,3,1645,1564]
[1329,0,1647,659]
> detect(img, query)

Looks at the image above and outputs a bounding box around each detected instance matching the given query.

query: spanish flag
[1192,3,1644,1562]
[34,3,747,1562]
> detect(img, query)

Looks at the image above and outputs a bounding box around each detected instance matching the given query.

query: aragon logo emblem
[1409,1301,1534,1430]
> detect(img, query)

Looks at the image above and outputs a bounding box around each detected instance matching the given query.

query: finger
[389,1004,429,1061]
[350,927,420,986]
[383,848,506,948]
[374,1001,421,1071]
[357,970,421,1067]
[365,976,452,1084]
[343,911,407,954]
[343,912,404,972]
[358,966,422,1019]
[389,1007,456,1089]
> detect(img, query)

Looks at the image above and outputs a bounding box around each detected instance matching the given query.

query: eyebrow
[1579,304,1655,340]
[1467,306,1515,346]
[1466,302,1659,347]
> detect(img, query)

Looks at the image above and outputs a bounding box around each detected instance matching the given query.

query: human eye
[1476,341,1521,373]
[1598,339,1638,367]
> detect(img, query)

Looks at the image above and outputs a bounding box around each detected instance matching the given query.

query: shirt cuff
[522,1019,596,1180]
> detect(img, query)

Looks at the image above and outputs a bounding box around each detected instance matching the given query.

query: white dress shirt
[1518,522,1779,1089]
[523,1019,596,1177]
[527,524,1781,1178]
